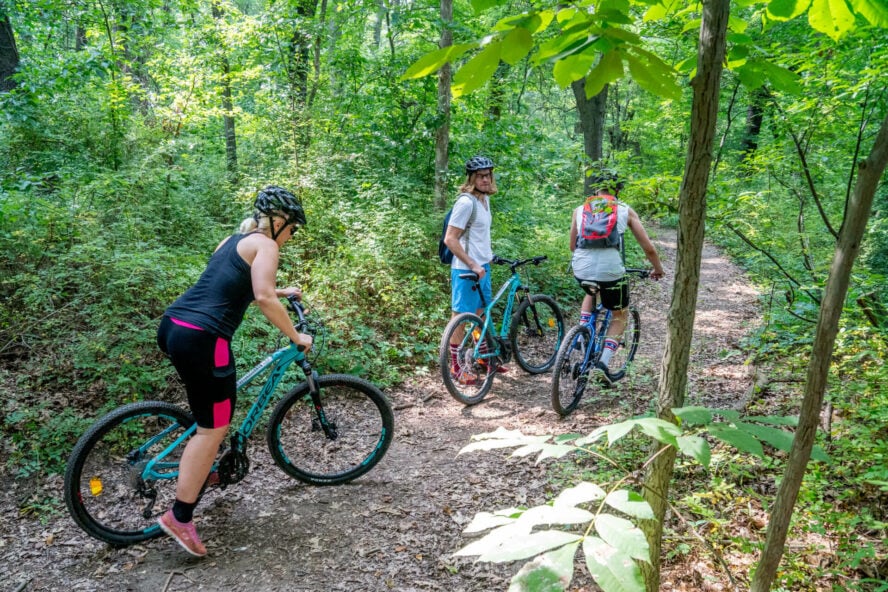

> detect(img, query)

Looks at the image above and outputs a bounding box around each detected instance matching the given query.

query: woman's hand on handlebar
[277,286,303,300]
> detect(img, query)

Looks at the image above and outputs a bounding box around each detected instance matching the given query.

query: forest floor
[2,225,779,592]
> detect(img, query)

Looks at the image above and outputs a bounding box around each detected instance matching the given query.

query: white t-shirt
[571,203,629,281]
[448,193,493,270]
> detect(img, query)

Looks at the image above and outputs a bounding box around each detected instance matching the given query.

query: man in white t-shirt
[442,156,506,385]
[570,172,665,380]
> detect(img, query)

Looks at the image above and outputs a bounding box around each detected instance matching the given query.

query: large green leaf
[508,541,580,592]
[673,406,713,426]
[463,510,520,534]
[495,10,555,33]
[643,3,668,21]
[400,43,477,80]
[708,424,765,458]
[453,41,502,97]
[625,48,681,100]
[603,490,655,520]
[851,0,888,26]
[736,421,795,452]
[634,417,681,446]
[767,0,813,20]
[517,504,596,527]
[479,529,583,563]
[676,434,712,467]
[594,514,651,562]
[554,481,607,507]
[583,536,645,592]
[553,47,599,87]
[808,0,856,40]
[584,50,624,98]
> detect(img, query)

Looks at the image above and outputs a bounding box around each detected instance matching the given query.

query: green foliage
[455,408,818,591]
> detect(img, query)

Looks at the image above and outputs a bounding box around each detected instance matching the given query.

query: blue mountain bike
[64,297,394,546]
[551,268,650,416]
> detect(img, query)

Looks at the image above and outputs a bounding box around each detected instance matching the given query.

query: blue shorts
[451,263,493,313]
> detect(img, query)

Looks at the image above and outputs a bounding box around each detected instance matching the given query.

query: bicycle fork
[299,359,339,441]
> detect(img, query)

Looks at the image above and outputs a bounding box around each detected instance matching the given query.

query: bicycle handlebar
[492,255,548,271]
[624,268,652,279]
[285,295,309,352]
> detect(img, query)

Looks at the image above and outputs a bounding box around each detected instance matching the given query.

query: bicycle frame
[142,298,323,484]
[471,272,525,362]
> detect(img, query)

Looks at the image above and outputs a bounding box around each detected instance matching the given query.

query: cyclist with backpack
[442,156,508,385]
[155,186,313,556]
[569,172,665,381]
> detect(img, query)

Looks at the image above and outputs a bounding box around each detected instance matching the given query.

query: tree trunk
[433,0,453,210]
[750,111,888,592]
[0,13,20,92]
[639,0,730,590]
[212,2,238,184]
[740,86,769,162]
[571,78,607,194]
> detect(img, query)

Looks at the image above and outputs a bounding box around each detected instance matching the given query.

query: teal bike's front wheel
[510,294,564,374]
[551,325,593,416]
[63,401,194,546]
[439,313,497,405]
[267,374,394,485]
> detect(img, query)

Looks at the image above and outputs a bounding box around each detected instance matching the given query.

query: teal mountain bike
[551,268,650,416]
[64,297,394,546]
[439,255,564,405]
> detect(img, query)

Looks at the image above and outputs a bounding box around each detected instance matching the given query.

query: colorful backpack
[576,194,621,249]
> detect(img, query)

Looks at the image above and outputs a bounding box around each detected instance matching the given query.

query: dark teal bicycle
[439,255,564,405]
[64,297,393,546]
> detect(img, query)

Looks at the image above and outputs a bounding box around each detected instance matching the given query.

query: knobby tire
[438,313,496,405]
[510,294,564,374]
[551,325,593,417]
[267,374,394,485]
[63,401,195,546]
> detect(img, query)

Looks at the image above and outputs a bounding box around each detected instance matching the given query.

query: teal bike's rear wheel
[551,325,593,417]
[267,374,394,485]
[439,313,497,405]
[63,402,194,546]
[510,294,564,374]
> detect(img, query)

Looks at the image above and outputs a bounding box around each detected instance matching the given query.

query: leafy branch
[452,408,827,592]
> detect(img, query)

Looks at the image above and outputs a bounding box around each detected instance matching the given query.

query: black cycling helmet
[589,170,624,193]
[254,185,306,227]
[465,155,495,173]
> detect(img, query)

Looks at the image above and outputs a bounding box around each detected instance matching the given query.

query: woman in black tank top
[155,186,313,557]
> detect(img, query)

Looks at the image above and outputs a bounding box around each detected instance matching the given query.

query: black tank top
[164,234,255,339]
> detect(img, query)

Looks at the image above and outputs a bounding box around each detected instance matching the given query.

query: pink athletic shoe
[158,510,207,557]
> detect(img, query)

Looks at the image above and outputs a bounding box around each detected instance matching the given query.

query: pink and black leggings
[157,315,236,429]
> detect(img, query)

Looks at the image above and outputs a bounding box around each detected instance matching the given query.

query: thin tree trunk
[571,78,607,194]
[433,0,453,210]
[750,111,888,592]
[740,86,769,162]
[640,0,730,590]
[212,2,238,184]
[0,13,20,92]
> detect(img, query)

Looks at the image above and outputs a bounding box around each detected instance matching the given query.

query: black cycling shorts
[574,276,629,311]
[157,315,237,429]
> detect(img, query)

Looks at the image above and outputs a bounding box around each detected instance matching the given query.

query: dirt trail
[1,226,761,592]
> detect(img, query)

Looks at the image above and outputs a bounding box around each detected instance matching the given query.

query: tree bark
[433,0,453,210]
[750,111,888,592]
[639,0,730,590]
[571,78,607,194]
[212,2,238,184]
[740,86,769,162]
[0,13,20,92]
